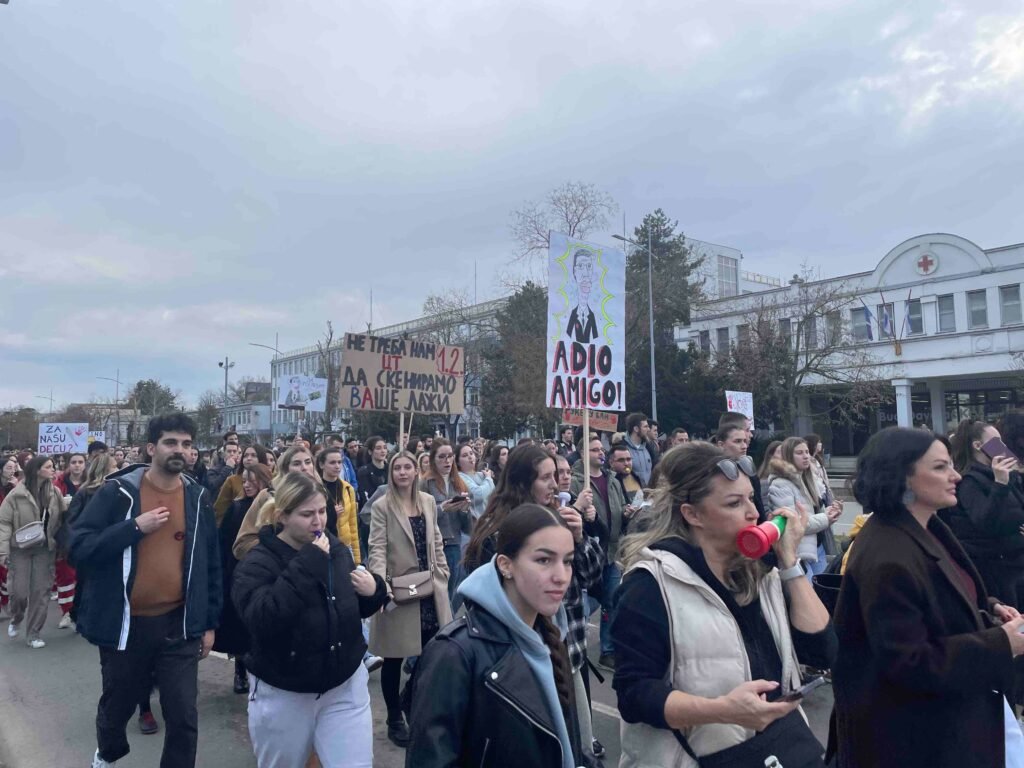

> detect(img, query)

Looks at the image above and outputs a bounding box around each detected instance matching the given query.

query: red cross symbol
[917,254,935,274]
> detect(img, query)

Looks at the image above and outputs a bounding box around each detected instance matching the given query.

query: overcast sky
[2,0,1022,411]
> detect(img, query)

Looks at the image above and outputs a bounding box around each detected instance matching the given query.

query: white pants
[1004,697,1024,768]
[248,663,372,768]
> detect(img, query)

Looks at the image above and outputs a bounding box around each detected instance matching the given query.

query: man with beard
[70,414,221,768]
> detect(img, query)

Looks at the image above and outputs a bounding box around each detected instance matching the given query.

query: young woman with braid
[407,503,584,767]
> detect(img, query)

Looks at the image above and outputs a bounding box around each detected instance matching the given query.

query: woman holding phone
[421,439,472,604]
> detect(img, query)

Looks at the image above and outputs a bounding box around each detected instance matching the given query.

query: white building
[222,401,272,442]
[677,233,1024,455]
[686,237,782,299]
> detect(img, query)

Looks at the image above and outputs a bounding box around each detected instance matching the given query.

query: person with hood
[569,435,626,671]
[368,451,451,748]
[69,414,221,768]
[612,442,835,768]
[407,503,585,768]
[765,437,842,581]
[232,471,387,767]
[0,454,66,648]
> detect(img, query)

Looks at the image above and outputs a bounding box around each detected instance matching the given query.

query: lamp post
[35,389,55,417]
[218,357,235,433]
[96,369,125,445]
[613,231,658,422]
[249,337,280,437]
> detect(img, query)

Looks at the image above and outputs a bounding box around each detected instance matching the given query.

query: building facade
[677,233,1024,455]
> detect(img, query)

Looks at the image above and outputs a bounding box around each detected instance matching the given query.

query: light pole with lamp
[96,369,126,445]
[218,357,235,434]
[35,389,55,418]
[613,231,658,422]
[249,338,280,438]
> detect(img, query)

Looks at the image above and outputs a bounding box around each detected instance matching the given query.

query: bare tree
[716,268,893,431]
[508,181,618,283]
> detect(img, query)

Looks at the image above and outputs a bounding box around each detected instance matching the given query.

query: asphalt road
[0,602,833,768]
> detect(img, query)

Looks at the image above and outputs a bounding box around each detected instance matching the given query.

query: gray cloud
[2,0,1022,409]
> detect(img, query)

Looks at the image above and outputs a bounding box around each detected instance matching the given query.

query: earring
[502,571,512,580]
[902,489,916,507]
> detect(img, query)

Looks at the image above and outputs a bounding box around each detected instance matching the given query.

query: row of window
[699,284,1023,352]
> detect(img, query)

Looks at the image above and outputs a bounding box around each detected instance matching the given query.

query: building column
[928,379,946,434]
[892,378,913,428]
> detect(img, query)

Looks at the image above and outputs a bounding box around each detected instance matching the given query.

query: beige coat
[0,483,66,556]
[367,490,451,659]
[232,487,274,560]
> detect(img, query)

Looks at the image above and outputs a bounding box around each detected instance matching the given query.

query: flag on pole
[880,304,894,338]
[857,298,875,341]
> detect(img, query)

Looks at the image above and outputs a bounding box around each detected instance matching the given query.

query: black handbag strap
[673,729,701,763]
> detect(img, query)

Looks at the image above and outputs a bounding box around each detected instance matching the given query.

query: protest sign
[340,333,465,414]
[562,409,619,433]
[545,232,626,412]
[38,423,89,454]
[725,391,754,422]
[277,375,328,412]
[88,431,106,445]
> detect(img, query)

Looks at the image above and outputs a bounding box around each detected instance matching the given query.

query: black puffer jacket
[406,601,585,768]
[232,525,387,694]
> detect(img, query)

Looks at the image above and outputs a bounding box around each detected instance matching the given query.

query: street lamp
[35,389,55,417]
[97,369,126,445]
[613,231,658,422]
[218,357,235,433]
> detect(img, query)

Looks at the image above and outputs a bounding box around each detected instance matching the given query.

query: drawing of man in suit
[565,248,599,344]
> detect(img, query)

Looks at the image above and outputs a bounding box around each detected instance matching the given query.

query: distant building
[686,237,782,299]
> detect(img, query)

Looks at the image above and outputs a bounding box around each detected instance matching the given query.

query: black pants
[96,608,200,767]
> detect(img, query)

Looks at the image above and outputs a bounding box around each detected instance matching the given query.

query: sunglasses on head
[715,455,757,481]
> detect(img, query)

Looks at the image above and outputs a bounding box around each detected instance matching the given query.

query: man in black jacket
[71,414,221,768]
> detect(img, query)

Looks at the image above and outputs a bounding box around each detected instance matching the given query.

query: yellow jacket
[840,513,871,575]
[324,478,360,565]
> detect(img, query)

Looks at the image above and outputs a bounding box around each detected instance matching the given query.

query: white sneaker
[7,622,17,638]
[50,591,58,601]
[27,638,45,649]
[92,748,116,767]
[363,654,384,673]
[58,614,73,629]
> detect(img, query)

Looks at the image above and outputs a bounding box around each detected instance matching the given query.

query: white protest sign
[38,423,90,454]
[725,391,754,422]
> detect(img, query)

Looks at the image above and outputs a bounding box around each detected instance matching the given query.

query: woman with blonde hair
[367,451,451,748]
[612,442,834,767]
[233,444,321,560]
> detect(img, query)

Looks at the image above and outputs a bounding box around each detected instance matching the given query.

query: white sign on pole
[276,375,328,413]
[545,231,626,412]
[725,391,754,422]
[88,431,106,445]
[38,423,90,454]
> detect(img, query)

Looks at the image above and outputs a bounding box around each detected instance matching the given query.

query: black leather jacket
[407,601,585,768]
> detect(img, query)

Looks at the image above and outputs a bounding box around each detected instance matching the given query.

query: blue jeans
[805,544,828,584]
[599,563,622,656]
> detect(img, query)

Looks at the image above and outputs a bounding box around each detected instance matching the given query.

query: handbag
[13,520,46,550]
[385,505,434,605]
[674,709,825,767]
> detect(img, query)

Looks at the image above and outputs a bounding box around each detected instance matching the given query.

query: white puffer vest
[619,547,804,768]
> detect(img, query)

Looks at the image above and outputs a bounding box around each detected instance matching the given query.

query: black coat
[213,496,253,655]
[407,601,584,768]
[232,525,387,694]
[940,462,1024,607]
[829,510,1014,767]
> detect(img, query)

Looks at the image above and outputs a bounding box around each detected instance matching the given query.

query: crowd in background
[1,408,1023,767]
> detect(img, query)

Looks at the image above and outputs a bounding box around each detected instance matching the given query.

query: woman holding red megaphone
[611,442,834,767]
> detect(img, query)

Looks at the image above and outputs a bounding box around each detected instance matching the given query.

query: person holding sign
[0,455,66,649]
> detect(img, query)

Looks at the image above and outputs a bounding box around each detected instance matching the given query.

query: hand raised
[135,507,170,534]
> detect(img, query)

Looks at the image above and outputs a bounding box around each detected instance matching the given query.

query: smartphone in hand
[980,437,1019,464]
[779,675,827,702]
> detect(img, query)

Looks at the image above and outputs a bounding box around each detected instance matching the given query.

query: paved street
[0,601,833,768]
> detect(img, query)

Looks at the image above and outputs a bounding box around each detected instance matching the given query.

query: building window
[736,324,750,347]
[876,303,895,339]
[905,299,923,335]
[967,290,988,329]
[715,327,730,353]
[780,318,792,347]
[717,254,739,298]
[699,330,711,354]
[803,315,818,350]
[1000,285,1022,325]
[850,307,872,341]
[825,311,843,346]
[937,294,956,333]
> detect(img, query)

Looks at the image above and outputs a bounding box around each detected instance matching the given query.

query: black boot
[387,715,410,748]
[233,659,249,695]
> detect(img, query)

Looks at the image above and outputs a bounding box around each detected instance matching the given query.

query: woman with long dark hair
[215,463,272,695]
[407,503,584,767]
[486,443,509,477]
[315,446,361,564]
[54,452,86,497]
[612,442,833,767]
[831,427,1024,766]
[213,444,269,522]
[0,455,66,648]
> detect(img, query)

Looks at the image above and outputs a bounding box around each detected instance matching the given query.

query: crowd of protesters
[2,407,1024,768]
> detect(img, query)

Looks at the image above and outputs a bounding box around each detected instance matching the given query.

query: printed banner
[562,409,620,433]
[38,423,90,454]
[277,375,328,412]
[545,232,626,412]
[88,431,106,444]
[340,333,465,414]
[725,391,754,422]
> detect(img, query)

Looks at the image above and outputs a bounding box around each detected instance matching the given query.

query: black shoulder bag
[673,710,825,767]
